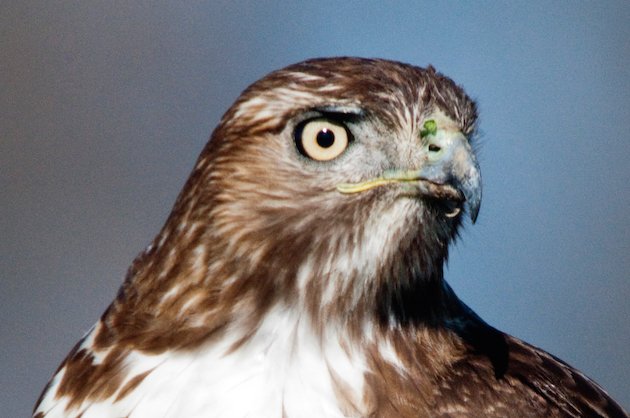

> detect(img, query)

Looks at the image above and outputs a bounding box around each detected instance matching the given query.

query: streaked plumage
[34,57,627,417]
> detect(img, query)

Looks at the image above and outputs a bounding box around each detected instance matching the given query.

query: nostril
[428,144,441,152]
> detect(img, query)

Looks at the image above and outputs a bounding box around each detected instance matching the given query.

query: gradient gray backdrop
[2,2,628,415]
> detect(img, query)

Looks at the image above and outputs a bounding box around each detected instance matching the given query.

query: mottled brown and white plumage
[34,57,627,417]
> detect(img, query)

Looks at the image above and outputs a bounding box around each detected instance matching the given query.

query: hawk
[34,57,627,417]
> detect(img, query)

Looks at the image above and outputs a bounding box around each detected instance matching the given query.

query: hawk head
[100,57,480,351]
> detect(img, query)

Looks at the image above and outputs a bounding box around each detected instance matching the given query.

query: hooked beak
[336,124,481,223]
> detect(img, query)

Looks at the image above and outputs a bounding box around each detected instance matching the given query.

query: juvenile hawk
[34,57,627,417]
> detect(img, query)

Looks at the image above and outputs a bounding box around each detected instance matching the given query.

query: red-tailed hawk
[34,57,627,417]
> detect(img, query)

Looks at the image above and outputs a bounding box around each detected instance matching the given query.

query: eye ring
[295,118,351,161]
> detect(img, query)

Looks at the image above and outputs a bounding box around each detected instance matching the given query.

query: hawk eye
[295,119,350,161]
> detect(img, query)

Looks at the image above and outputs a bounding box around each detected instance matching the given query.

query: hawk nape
[34,58,627,418]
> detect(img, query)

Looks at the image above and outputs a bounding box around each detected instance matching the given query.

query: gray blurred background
[2,1,628,415]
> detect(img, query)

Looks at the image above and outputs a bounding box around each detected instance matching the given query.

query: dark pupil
[316,129,335,148]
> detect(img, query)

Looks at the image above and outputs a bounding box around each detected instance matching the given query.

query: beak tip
[469,205,480,224]
[465,187,481,224]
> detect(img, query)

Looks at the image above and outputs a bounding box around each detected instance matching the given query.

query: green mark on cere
[420,119,437,138]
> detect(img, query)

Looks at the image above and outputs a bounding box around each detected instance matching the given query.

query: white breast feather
[35,307,372,418]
